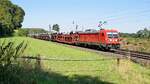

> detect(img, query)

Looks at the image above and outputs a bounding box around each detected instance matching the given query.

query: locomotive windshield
[107,32,119,38]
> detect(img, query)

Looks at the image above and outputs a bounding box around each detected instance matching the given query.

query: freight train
[31,29,121,50]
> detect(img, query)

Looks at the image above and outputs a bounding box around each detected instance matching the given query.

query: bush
[17,29,28,36]
[0,40,27,83]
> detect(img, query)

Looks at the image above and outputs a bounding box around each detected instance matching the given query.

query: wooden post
[127,51,131,60]
[117,58,120,67]
[36,54,41,70]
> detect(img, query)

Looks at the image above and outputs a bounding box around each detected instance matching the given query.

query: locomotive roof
[78,29,118,34]
[54,29,118,35]
[100,29,118,32]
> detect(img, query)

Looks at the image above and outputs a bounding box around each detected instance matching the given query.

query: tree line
[120,28,150,39]
[17,28,48,36]
[17,24,60,36]
[0,0,25,36]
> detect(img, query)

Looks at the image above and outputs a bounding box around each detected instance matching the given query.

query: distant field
[1,37,150,84]
[121,37,150,53]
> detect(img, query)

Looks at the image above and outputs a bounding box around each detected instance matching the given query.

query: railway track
[65,42,150,61]
[113,49,150,60]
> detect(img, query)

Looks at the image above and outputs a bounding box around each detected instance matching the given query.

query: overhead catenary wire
[100,9,150,22]
[80,9,150,30]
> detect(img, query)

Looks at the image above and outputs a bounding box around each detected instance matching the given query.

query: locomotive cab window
[113,32,119,38]
[107,32,119,38]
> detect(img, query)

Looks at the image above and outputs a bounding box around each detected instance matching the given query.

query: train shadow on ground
[73,43,114,53]
[0,58,114,84]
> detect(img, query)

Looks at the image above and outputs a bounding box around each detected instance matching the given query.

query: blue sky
[11,0,150,33]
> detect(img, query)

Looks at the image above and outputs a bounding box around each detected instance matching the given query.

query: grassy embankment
[121,37,150,53]
[1,37,150,84]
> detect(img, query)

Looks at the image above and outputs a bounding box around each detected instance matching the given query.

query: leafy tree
[0,0,25,36]
[17,29,28,36]
[52,24,60,32]
[143,28,150,38]
[136,28,150,38]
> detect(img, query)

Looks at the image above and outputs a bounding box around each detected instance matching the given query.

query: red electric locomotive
[51,29,120,50]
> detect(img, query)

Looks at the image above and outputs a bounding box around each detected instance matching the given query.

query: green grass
[121,37,150,52]
[1,37,150,84]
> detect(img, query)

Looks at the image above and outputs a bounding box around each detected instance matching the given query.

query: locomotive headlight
[109,39,112,42]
